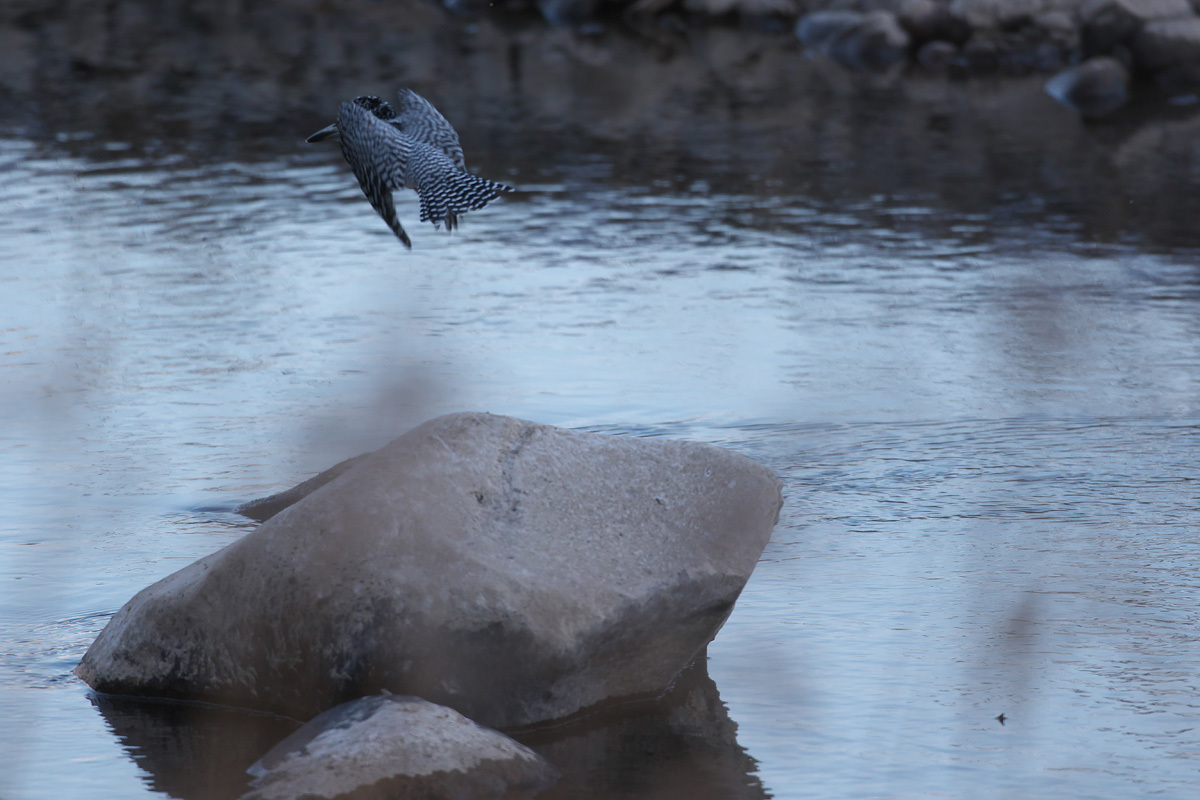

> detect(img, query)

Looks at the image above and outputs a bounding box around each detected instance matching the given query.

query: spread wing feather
[333,95,512,245]
[395,89,467,171]
[336,100,414,247]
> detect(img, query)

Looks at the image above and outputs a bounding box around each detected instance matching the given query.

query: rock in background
[76,412,782,727]
[1044,54,1131,113]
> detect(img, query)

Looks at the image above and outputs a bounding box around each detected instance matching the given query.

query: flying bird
[306,91,512,248]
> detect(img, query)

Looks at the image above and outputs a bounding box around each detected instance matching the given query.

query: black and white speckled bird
[306,92,512,248]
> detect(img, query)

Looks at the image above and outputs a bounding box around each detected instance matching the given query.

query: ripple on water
[2,115,1200,800]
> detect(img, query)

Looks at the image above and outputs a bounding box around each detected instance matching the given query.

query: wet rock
[1153,60,1200,85]
[950,0,1046,29]
[242,695,559,800]
[1044,55,1130,115]
[1031,39,1069,70]
[1034,10,1081,48]
[917,38,960,68]
[1080,0,1195,55]
[682,0,799,14]
[829,11,911,67]
[963,30,1003,69]
[796,9,866,49]
[538,0,603,26]
[1132,16,1200,76]
[797,10,911,69]
[897,0,972,44]
[76,412,782,727]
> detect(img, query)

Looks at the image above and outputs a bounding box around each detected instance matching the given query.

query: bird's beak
[305,123,339,143]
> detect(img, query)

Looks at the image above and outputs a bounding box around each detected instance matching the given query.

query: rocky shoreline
[481,0,1200,113]
[4,0,1197,133]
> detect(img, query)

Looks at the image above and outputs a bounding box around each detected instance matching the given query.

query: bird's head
[305,96,399,143]
[352,95,398,120]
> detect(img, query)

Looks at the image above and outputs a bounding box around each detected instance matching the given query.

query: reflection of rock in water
[517,656,769,800]
[89,656,763,800]
[90,694,299,800]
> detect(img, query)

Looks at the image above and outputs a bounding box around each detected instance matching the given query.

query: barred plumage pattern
[323,93,512,248]
[394,89,466,171]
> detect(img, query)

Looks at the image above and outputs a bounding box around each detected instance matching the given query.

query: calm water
[3,11,1200,799]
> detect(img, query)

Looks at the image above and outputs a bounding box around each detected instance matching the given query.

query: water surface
[3,10,1200,800]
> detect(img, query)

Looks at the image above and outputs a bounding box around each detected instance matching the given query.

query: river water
[2,10,1200,800]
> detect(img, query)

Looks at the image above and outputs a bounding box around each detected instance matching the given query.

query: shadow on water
[89,694,299,800]
[516,658,767,800]
[90,658,764,800]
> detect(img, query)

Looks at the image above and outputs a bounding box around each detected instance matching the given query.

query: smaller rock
[898,0,972,44]
[1081,0,1195,55]
[828,11,912,68]
[1155,60,1200,85]
[917,39,960,68]
[950,0,1046,29]
[683,0,798,13]
[1109,41,1136,71]
[1132,16,1200,73]
[1044,56,1130,116]
[538,0,602,26]
[1033,10,1081,47]
[896,0,944,40]
[1032,40,1068,71]
[962,32,1002,70]
[797,10,911,69]
[243,695,560,800]
[796,10,866,50]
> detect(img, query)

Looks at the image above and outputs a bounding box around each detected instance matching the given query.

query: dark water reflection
[3,2,1200,799]
[89,696,299,800]
[518,660,767,800]
[89,659,764,800]
[6,1,1200,250]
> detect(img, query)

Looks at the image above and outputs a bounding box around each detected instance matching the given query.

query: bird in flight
[306,91,512,248]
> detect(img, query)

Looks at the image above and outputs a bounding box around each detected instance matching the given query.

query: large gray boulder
[242,695,559,800]
[76,412,782,727]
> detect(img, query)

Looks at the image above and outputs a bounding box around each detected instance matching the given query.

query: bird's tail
[417,172,513,231]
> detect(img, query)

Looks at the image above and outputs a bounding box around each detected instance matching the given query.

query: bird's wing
[335,100,414,247]
[394,89,467,171]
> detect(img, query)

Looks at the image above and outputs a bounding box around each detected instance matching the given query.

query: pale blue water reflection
[2,98,1200,799]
